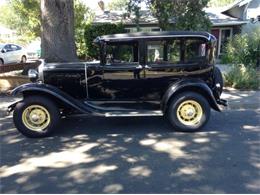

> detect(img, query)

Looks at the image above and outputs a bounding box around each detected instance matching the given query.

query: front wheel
[167,92,210,132]
[13,96,60,138]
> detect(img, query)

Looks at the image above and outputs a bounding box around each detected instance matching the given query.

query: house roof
[222,0,251,13]
[93,9,247,27]
[94,31,216,42]
[93,10,158,25]
[205,7,247,26]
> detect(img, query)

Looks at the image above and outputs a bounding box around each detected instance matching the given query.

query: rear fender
[161,79,220,112]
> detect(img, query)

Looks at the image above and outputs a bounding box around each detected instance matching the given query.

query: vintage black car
[8,31,227,138]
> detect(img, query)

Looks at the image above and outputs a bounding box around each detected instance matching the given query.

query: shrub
[84,23,126,59]
[224,65,259,90]
[222,28,260,68]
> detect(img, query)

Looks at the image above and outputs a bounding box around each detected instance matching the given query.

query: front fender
[10,83,90,114]
[161,79,221,112]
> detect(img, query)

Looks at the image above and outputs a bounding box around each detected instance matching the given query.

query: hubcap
[22,105,51,132]
[177,100,203,126]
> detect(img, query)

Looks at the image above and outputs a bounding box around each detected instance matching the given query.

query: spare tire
[214,66,224,95]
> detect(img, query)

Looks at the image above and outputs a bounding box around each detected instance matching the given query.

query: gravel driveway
[0,89,259,193]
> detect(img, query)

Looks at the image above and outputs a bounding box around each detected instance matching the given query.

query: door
[2,44,14,64]
[142,39,182,100]
[88,41,146,101]
[10,44,21,63]
[143,38,209,100]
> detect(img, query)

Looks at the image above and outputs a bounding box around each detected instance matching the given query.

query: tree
[127,0,142,31]
[0,0,92,58]
[149,0,211,31]
[41,0,78,62]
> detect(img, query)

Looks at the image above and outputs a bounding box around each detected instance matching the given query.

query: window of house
[106,42,138,64]
[220,29,232,54]
[147,40,181,64]
[185,39,207,63]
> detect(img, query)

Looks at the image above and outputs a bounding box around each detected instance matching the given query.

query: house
[221,0,260,33]
[0,26,17,42]
[93,0,259,58]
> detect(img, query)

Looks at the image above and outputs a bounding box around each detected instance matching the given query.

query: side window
[147,41,165,63]
[147,39,181,64]
[16,45,22,50]
[11,44,19,51]
[167,40,181,64]
[106,42,138,65]
[4,44,12,52]
[185,39,207,63]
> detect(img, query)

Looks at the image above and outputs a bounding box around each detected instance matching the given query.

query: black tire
[21,55,27,63]
[167,92,210,132]
[0,59,4,65]
[214,67,224,95]
[13,96,60,138]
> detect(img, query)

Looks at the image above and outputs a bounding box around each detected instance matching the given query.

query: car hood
[43,61,100,70]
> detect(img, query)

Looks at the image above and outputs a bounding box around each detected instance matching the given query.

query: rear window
[146,39,181,64]
[185,39,207,63]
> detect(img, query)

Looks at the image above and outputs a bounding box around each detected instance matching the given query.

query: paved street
[0,90,259,193]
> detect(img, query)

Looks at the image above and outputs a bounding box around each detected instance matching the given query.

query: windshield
[0,44,5,50]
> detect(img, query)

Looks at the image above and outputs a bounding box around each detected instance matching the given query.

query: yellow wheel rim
[177,100,203,126]
[22,105,51,132]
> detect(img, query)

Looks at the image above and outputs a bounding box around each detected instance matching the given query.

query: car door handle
[144,65,151,69]
[136,65,143,69]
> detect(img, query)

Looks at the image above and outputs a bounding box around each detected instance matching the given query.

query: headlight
[28,69,38,82]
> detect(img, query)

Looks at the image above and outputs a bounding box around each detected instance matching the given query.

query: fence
[0,61,40,74]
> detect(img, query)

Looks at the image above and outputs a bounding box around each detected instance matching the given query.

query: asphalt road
[0,90,259,193]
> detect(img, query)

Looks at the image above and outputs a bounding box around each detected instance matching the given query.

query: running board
[68,110,163,117]
[104,110,163,117]
[80,101,163,117]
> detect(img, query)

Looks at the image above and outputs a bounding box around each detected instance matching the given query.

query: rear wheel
[0,59,4,65]
[13,96,60,138]
[21,55,27,63]
[167,92,210,132]
[214,67,224,95]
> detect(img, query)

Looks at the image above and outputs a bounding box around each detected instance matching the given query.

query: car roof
[95,31,216,43]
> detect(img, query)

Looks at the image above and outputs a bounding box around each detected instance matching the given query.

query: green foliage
[222,28,260,68]
[128,0,142,31]
[0,0,93,58]
[84,23,126,59]
[74,0,94,59]
[149,0,211,31]
[0,0,41,44]
[224,65,259,90]
[208,0,235,7]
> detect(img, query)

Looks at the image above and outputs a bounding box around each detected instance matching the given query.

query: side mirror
[1,49,6,53]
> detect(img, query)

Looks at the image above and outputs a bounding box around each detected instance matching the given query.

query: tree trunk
[41,0,78,62]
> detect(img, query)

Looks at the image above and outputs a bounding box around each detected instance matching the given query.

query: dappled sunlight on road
[140,138,189,159]
[129,165,152,177]
[0,143,99,177]
[0,91,259,193]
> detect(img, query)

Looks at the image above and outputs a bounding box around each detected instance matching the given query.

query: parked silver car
[0,43,27,65]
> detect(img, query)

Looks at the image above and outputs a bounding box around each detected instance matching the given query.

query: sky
[0,0,114,11]
[82,0,113,10]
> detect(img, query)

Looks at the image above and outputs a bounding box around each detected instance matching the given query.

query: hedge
[84,23,126,59]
